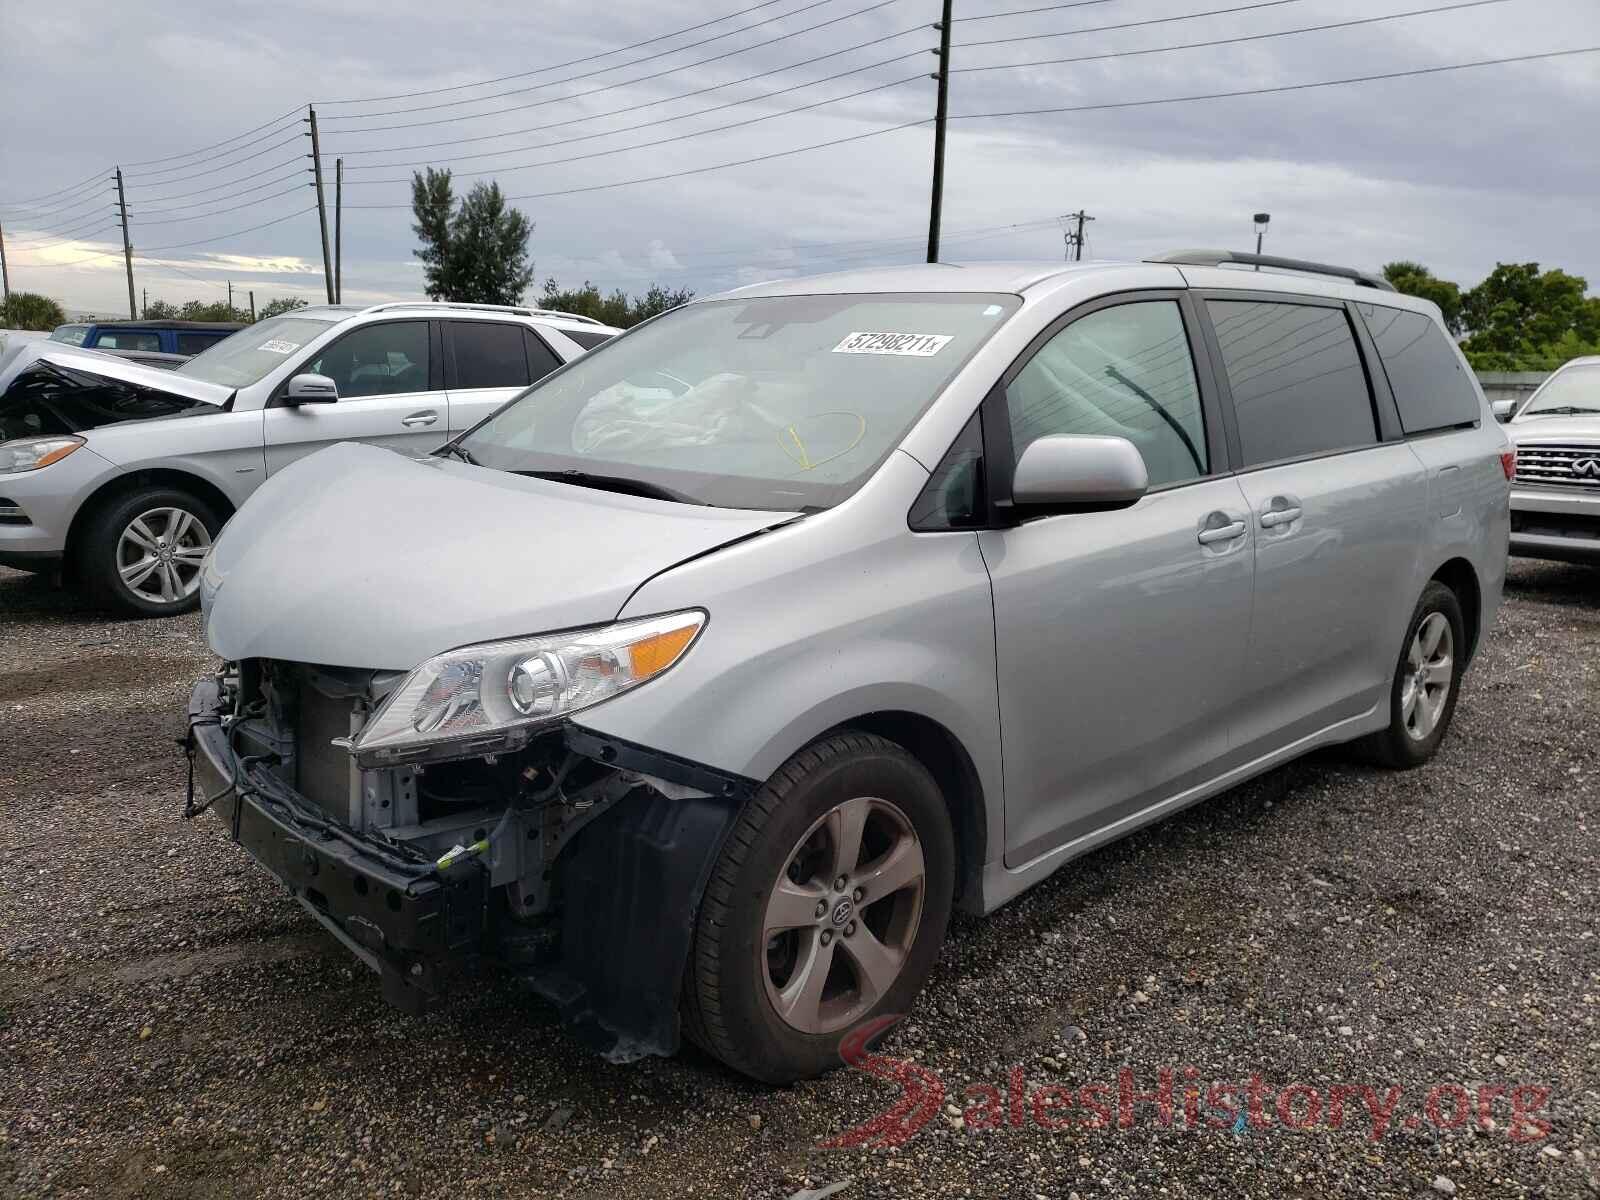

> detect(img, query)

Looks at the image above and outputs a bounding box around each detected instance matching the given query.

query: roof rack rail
[356,300,606,325]
[1148,250,1396,292]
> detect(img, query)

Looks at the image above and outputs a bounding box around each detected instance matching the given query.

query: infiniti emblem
[1573,458,1600,479]
[831,898,854,927]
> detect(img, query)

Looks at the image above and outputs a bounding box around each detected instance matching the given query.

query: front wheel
[682,732,955,1083]
[1359,581,1466,768]
[79,488,220,617]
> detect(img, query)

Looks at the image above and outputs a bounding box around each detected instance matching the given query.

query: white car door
[264,319,445,473]
[443,320,564,434]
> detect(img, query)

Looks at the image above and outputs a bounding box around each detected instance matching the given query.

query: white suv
[0,302,617,614]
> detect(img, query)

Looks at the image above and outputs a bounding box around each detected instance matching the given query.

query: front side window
[308,321,430,398]
[1519,363,1600,417]
[176,316,335,388]
[93,330,162,352]
[1005,300,1208,488]
[1359,305,1478,434]
[1209,300,1376,467]
[451,321,529,389]
[458,292,1021,511]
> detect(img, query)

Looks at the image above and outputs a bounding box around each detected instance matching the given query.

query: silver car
[0,302,617,614]
[1498,356,1600,562]
[188,253,1510,1082]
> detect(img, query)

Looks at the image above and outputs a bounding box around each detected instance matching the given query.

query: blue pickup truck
[49,318,243,358]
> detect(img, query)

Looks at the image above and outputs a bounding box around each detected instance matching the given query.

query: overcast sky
[2,0,1596,316]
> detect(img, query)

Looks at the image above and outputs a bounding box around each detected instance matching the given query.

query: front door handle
[1197,520,1247,545]
[401,410,439,427]
[1259,506,1302,528]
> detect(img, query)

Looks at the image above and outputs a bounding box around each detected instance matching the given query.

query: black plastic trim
[563,725,759,799]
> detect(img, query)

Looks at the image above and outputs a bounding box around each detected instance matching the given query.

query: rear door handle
[1259,507,1301,528]
[1197,520,1247,545]
[401,410,439,427]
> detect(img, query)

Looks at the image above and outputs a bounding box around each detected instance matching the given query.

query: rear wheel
[683,732,954,1083]
[79,488,220,617]
[1360,581,1465,768]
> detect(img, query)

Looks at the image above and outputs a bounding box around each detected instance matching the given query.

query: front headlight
[0,436,84,473]
[349,609,706,766]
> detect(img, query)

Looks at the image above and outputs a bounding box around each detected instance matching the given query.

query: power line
[123,132,305,186]
[955,0,1315,50]
[133,207,319,253]
[954,0,1514,72]
[949,46,1600,120]
[342,72,926,183]
[128,184,311,225]
[0,168,110,209]
[319,0,814,105]
[342,118,931,207]
[130,159,307,206]
[1,186,115,224]
[954,0,1112,19]
[329,41,928,160]
[322,0,907,127]
[121,105,306,169]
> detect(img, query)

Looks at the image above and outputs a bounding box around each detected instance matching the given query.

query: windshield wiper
[434,442,479,465]
[1523,406,1600,417]
[518,468,702,505]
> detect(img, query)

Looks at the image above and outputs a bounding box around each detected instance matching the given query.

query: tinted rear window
[1208,300,1376,467]
[175,331,228,356]
[452,321,530,389]
[1360,305,1478,434]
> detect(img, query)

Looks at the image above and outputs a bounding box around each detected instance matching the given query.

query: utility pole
[115,168,136,319]
[1061,210,1095,261]
[334,157,343,304]
[141,287,147,316]
[925,0,953,264]
[227,280,234,311]
[1,216,12,301]
[306,105,335,304]
[249,290,256,321]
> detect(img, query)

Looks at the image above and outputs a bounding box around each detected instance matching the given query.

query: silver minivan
[188,253,1511,1082]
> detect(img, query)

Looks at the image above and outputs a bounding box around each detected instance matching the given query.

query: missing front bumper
[184,676,751,1054]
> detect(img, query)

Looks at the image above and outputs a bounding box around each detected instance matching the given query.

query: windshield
[457,292,1020,510]
[175,316,333,387]
[49,325,88,346]
[1519,363,1600,417]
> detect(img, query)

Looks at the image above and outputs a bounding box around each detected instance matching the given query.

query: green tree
[142,298,181,319]
[410,167,534,304]
[257,296,309,320]
[1381,261,1463,334]
[538,278,694,328]
[177,300,251,323]
[1460,263,1598,358]
[0,291,67,331]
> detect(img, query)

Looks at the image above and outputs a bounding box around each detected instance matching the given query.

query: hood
[0,343,234,406]
[1508,414,1600,443]
[204,441,796,669]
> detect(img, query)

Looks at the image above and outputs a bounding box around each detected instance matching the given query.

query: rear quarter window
[562,329,614,350]
[1360,305,1478,434]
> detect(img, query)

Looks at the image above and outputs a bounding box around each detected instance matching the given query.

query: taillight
[1499,449,1516,480]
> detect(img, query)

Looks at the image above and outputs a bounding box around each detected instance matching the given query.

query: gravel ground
[0,560,1596,1199]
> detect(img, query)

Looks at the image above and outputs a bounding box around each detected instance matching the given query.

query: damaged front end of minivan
[183,645,754,1061]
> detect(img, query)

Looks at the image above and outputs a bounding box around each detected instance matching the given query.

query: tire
[78,488,221,617]
[682,731,955,1083]
[1359,581,1466,769]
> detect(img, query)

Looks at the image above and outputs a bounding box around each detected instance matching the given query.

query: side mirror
[1011,434,1148,508]
[1490,399,1516,423]
[285,373,338,405]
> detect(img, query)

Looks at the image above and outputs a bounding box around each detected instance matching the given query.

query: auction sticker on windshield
[832,332,953,356]
[258,339,300,355]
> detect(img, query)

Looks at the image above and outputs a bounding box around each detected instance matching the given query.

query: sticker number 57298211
[831,331,953,357]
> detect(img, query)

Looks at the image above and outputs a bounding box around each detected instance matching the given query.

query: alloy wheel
[117,507,211,605]
[1401,611,1454,741]
[760,795,926,1035]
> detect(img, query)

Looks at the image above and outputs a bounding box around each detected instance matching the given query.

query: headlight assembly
[348,610,706,767]
[0,436,84,473]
